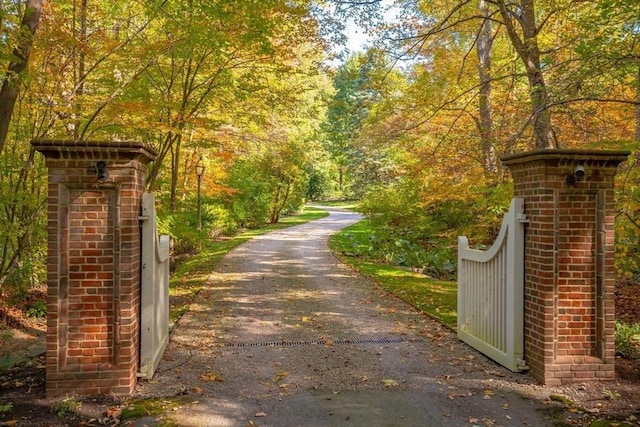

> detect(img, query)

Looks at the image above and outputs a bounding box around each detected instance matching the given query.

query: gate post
[32,140,157,397]
[502,149,629,386]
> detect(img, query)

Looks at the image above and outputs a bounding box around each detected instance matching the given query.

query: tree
[494,0,556,149]
[322,51,396,195]
[476,0,497,175]
[0,0,43,153]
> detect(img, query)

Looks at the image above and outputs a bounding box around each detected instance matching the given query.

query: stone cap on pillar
[501,149,630,169]
[31,140,158,165]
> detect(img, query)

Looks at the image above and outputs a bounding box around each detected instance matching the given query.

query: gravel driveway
[134,206,565,426]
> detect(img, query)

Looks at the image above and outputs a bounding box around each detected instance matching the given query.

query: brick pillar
[501,149,629,386]
[32,140,157,397]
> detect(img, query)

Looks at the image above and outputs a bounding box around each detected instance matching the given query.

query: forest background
[0,0,639,311]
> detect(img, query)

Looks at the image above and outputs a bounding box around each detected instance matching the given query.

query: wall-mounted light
[89,161,109,182]
[566,164,585,186]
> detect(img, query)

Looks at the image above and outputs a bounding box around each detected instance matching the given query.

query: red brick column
[501,149,629,385]
[32,140,157,397]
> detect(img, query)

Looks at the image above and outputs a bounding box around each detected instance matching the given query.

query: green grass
[329,219,458,329]
[309,199,359,210]
[169,206,329,321]
[121,396,191,425]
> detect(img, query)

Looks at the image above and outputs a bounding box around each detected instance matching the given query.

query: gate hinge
[516,358,530,372]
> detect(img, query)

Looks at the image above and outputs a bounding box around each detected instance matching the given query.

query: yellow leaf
[272,371,289,382]
[199,371,224,382]
[382,379,399,387]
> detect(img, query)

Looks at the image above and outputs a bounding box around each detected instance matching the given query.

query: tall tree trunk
[0,0,43,154]
[270,185,282,224]
[170,133,183,212]
[477,0,497,176]
[74,0,88,139]
[496,0,556,149]
[636,62,640,142]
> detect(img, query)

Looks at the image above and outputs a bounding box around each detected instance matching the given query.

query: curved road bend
[135,206,559,427]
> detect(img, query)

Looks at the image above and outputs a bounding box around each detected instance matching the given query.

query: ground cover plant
[329,218,457,328]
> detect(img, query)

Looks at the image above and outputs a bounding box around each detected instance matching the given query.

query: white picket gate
[139,193,171,379]
[457,198,529,372]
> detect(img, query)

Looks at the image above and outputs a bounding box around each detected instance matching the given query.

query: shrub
[615,321,640,360]
[203,203,235,237]
[26,300,47,318]
[614,147,640,282]
[2,249,47,303]
[53,396,82,417]
[0,400,13,414]
[358,178,511,280]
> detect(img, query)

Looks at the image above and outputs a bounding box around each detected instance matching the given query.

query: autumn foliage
[0,0,639,301]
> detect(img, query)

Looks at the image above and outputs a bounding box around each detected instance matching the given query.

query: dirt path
[132,207,619,426]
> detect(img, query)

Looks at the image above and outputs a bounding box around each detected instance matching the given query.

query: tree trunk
[0,0,43,153]
[74,0,88,139]
[636,62,640,142]
[496,0,556,149]
[170,133,183,213]
[270,185,282,224]
[477,0,497,176]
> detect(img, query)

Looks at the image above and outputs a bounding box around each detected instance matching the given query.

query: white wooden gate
[457,198,529,372]
[139,193,171,379]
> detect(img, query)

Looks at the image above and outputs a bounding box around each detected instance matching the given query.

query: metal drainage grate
[221,337,423,348]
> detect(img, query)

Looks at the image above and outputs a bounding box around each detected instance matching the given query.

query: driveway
[134,206,560,426]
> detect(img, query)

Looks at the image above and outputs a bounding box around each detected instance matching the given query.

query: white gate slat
[139,193,171,380]
[457,198,529,372]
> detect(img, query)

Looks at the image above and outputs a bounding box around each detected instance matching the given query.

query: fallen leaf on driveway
[199,371,224,382]
[255,412,267,417]
[273,371,289,382]
[382,379,398,387]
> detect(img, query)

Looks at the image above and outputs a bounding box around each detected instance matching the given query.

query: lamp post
[195,155,205,230]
